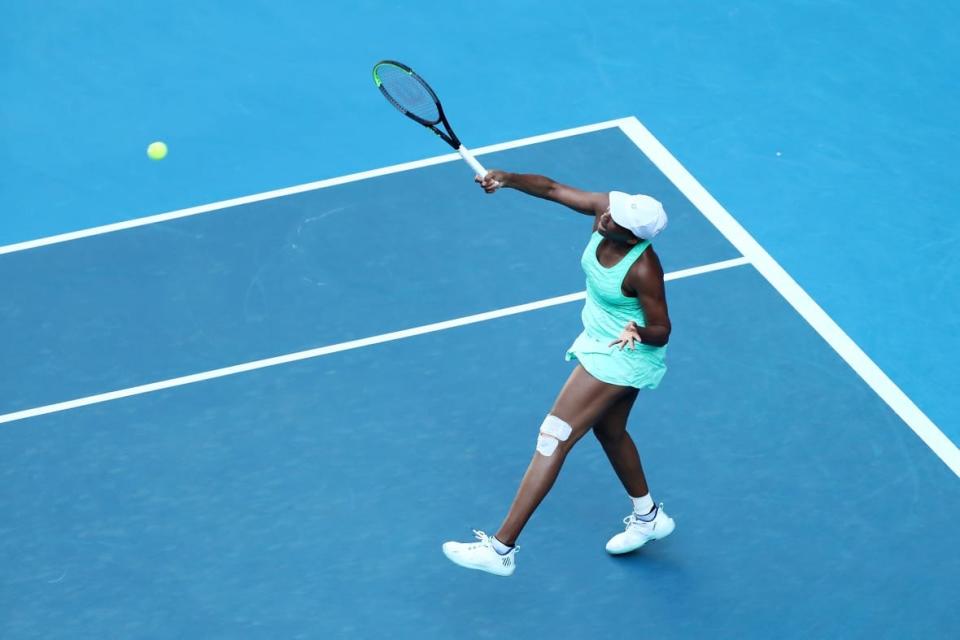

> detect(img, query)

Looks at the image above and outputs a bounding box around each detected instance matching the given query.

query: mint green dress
[565,232,668,389]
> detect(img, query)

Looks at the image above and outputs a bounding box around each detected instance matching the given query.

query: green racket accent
[372,62,413,88]
[373,60,487,176]
[371,59,491,178]
[373,60,442,126]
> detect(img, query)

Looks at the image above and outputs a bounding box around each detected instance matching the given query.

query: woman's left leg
[494,365,633,546]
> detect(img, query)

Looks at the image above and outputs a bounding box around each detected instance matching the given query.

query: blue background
[1,2,958,637]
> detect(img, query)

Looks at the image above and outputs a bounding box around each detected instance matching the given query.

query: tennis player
[442,170,675,576]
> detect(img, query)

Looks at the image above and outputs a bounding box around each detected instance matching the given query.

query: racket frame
[373,60,489,177]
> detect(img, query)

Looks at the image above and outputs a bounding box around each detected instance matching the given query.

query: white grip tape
[457,145,498,185]
[536,415,573,457]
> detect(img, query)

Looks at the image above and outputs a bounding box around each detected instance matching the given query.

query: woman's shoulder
[625,244,664,289]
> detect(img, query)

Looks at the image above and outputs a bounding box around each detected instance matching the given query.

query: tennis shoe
[442,530,517,577]
[605,504,675,555]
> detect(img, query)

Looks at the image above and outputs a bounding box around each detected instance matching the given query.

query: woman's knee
[593,422,626,446]
[536,413,591,458]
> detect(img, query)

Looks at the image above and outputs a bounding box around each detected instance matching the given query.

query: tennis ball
[147,141,168,160]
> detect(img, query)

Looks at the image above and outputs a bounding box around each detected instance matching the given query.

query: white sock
[491,536,513,555]
[631,493,655,515]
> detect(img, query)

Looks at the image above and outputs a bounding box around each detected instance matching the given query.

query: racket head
[373,60,443,127]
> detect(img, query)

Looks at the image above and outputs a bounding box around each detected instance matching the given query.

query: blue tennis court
[2,123,957,638]
[4,2,960,638]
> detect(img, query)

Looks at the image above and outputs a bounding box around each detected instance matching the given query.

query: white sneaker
[605,504,675,555]
[442,530,518,577]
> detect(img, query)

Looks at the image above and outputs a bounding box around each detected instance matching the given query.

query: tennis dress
[565,232,667,389]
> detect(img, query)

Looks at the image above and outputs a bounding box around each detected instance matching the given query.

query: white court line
[0,119,632,256]
[616,117,960,478]
[0,257,749,425]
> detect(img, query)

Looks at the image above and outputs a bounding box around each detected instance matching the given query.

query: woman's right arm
[477,170,607,217]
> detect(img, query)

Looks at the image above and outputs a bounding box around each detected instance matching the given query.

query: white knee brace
[536,414,573,457]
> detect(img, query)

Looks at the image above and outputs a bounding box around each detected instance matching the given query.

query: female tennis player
[441,170,675,576]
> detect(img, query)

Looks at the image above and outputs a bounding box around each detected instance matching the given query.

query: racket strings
[375,64,440,124]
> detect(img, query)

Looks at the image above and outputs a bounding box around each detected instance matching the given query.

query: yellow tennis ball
[147,141,168,160]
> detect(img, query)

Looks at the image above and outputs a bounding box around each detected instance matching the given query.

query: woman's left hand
[608,322,642,350]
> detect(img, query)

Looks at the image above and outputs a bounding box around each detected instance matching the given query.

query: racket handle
[457,145,489,178]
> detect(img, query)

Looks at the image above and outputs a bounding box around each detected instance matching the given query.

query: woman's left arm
[626,248,671,347]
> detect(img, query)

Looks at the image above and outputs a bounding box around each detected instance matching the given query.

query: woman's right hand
[476,170,509,193]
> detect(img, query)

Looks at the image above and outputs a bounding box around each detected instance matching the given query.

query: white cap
[608,191,668,240]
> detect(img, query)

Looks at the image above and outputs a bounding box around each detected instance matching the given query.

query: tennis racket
[373,60,492,181]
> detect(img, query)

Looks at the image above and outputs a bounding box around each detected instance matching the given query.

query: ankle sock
[637,504,658,522]
[631,493,654,515]
[492,536,514,555]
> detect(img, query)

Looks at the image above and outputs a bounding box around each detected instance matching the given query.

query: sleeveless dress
[564,232,668,389]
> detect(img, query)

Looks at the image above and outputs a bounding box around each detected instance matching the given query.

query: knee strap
[537,414,573,457]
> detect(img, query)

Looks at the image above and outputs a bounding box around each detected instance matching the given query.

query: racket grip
[457,145,489,178]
